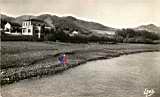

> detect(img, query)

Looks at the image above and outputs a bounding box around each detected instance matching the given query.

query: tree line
[114,29,160,43]
[1,20,160,44]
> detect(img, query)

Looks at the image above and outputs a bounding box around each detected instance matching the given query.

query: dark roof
[7,22,21,27]
[24,19,50,26]
[24,18,44,23]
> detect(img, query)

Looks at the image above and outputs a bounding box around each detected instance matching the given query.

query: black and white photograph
[0,0,160,97]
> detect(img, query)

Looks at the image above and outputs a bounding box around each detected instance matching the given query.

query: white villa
[22,19,46,38]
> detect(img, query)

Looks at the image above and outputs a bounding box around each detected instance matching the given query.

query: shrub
[115,28,160,43]
[1,34,36,41]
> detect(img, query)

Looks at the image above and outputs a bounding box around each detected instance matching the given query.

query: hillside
[0,14,16,22]
[62,16,115,31]
[136,24,160,33]
[1,14,116,36]
[35,14,117,36]
[1,14,17,28]
[14,15,36,24]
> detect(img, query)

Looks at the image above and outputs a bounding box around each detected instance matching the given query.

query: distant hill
[1,14,117,36]
[62,16,115,31]
[0,14,15,22]
[1,14,160,43]
[2,14,160,37]
[136,24,160,33]
[1,14,17,28]
[14,15,36,24]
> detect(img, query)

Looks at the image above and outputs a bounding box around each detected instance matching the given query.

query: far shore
[1,41,160,85]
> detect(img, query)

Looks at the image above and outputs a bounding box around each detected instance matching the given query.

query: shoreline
[1,49,160,86]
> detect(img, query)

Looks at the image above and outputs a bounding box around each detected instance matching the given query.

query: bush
[1,34,36,41]
[115,28,160,43]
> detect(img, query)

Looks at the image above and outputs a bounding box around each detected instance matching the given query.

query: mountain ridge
[1,14,116,31]
[135,24,160,33]
[1,14,160,34]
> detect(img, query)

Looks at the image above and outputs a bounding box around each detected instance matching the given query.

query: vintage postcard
[0,0,160,97]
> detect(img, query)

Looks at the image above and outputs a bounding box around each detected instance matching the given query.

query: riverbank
[1,42,160,85]
[2,52,159,97]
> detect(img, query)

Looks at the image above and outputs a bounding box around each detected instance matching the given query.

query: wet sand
[1,42,160,85]
[1,52,160,97]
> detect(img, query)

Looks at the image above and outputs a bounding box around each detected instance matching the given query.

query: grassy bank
[1,41,160,85]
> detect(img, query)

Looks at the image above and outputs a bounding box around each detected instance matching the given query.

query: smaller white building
[69,30,79,37]
[4,22,11,34]
[92,30,115,35]
[4,22,22,35]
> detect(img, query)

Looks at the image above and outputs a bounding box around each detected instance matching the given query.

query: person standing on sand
[58,54,64,66]
[58,54,68,67]
[63,54,69,69]
[63,54,68,65]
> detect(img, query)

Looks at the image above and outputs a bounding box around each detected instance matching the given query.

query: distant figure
[58,54,64,65]
[58,54,68,67]
[63,54,68,65]
[76,55,80,64]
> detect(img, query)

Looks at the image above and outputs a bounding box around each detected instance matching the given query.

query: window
[6,28,9,32]
[28,29,31,33]
[22,29,25,33]
[35,30,39,33]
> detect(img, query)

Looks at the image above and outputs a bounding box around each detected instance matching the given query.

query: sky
[0,0,160,28]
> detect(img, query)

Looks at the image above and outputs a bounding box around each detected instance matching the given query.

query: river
[1,52,160,97]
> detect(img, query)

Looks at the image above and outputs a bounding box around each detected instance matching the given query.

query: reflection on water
[1,52,160,97]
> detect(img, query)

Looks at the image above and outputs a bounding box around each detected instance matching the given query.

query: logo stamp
[144,88,155,97]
